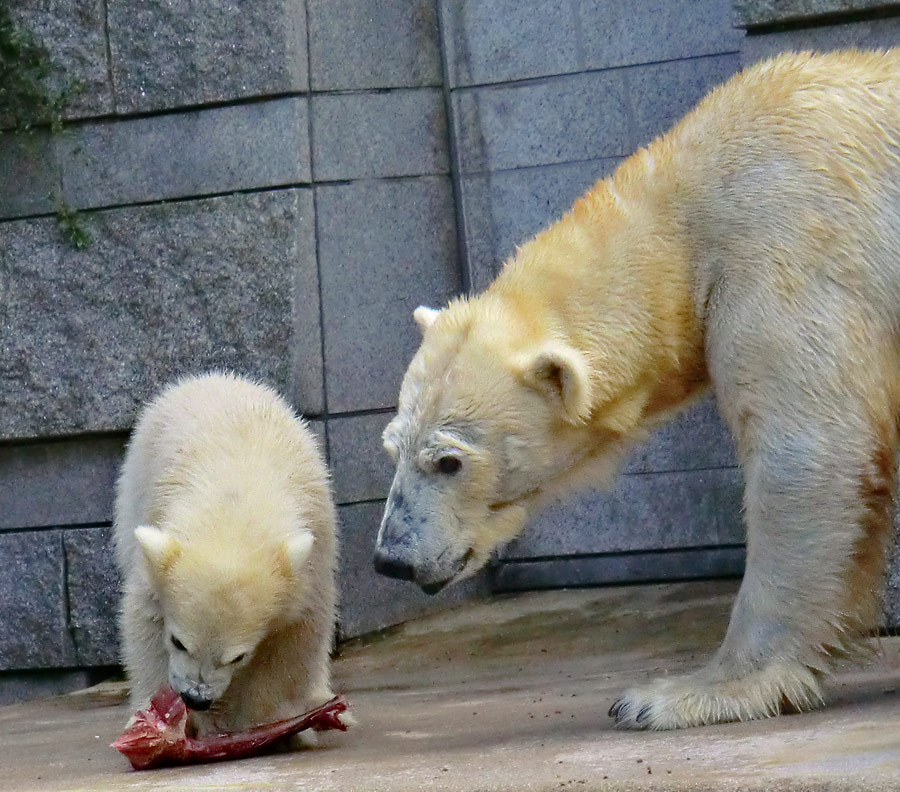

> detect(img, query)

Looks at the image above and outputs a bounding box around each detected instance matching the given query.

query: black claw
[608,700,621,718]
[635,705,651,723]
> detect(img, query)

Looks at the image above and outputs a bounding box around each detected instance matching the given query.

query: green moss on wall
[0,8,90,247]
[0,7,77,133]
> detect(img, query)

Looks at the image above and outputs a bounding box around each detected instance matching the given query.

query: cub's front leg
[119,580,169,713]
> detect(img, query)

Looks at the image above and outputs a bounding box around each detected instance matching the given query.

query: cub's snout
[179,689,213,711]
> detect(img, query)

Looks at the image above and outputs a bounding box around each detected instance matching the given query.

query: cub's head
[134,526,314,711]
[375,297,614,594]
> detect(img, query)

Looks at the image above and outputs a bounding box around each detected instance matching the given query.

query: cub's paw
[288,730,319,750]
[609,664,823,730]
[337,710,358,729]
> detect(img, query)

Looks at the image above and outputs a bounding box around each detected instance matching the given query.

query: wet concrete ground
[3,580,900,791]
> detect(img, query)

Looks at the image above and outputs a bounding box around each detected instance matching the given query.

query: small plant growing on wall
[0,6,90,248]
[0,7,69,132]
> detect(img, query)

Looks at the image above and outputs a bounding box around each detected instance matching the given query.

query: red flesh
[111,687,350,770]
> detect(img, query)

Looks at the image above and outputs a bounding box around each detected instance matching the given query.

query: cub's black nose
[373,552,417,582]
[180,691,213,711]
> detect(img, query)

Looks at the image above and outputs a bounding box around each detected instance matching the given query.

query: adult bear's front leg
[611,403,897,729]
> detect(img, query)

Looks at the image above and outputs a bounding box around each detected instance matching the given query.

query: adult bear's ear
[518,344,592,424]
[134,526,182,575]
[413,305,440,333]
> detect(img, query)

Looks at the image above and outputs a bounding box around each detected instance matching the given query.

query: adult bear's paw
[609,662,823,730]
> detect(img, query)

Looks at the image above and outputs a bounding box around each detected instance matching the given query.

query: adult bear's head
[374,291,641,594]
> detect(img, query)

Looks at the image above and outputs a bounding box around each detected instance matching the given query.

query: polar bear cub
[114,372,338,739]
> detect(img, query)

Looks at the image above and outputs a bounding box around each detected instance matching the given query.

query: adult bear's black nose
[373,551,417,582]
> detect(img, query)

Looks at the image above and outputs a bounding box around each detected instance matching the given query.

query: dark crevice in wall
[337,497,387,509]
[744,5,900,34]
[0,172,454,227]
[623,464,741,478]
[435,0,471,294]
[500,543,747,565]
[568,0,588,71]
[0,523,112,536]
[447,51,742,95]
[48,85,442,131]
[100,0,117,109]
[304,0,332,467]
[0,429,129,449]
[327,406,396,420]
[59,533,79,664]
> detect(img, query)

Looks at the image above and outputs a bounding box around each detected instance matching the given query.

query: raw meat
[112,686,350,770]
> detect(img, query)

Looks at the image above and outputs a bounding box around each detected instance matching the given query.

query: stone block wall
[5,0,900,703]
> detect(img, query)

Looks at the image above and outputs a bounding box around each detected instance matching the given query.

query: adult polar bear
[374,49,900,730]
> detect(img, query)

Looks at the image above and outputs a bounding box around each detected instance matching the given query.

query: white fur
[379,50,900,729]
[114,372,338,738]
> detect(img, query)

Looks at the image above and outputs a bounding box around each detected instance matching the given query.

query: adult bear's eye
[171,635,187,651]
[437,455,462,475]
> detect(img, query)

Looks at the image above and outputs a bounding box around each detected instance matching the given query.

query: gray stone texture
[734,0,898,27]
[59,98,311,211]
[0,531,75,670]
[107,0,308,114]
[0,436,124,531]
[493,546,746,591]
[460,158,622,291]
[0,131,58,219]
[453,71,631,173]
[441,0,743,87]
[501,467,744,560]
[336,501,489,639]
[741,15,900,66]
[311,89,448,181]
[0,669,100,706]
[64,528,120,667]
[885,529,900,629]
[578,0,744,72]
[328,413,395,505]
[308,419,327,459]
[0,189,322,440]
[440,0,582,86]
[626,397,737,474]
[308,0,442,90]
[454,54,741,283]
[7,0,114,121]
[625,54,742,147]
[317,176,460,413]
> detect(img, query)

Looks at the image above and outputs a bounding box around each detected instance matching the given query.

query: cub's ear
[413,305,440,333]
[134,526,182,574]
[518,344,593,424]
[282,532,315,576]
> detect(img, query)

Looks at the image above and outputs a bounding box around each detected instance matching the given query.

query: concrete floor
[3,580,900,791]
